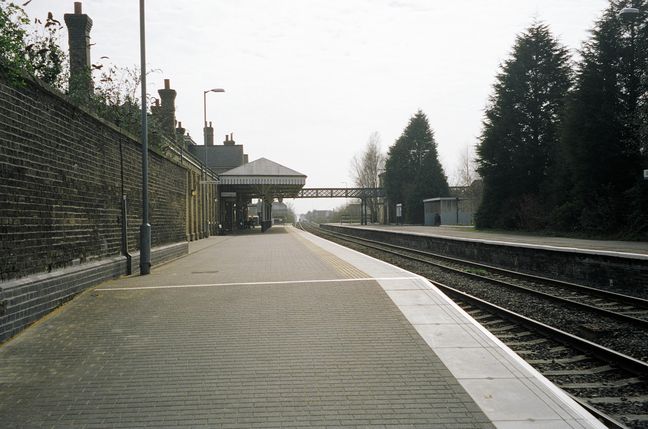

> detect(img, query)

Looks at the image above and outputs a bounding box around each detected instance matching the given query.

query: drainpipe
[119,138,132,275]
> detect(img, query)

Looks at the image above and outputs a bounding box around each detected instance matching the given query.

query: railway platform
[331,224,648,258]
[0,226,604,428]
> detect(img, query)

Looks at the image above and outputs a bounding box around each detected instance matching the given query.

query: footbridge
[218,158,385,230]
[295,188,385,225]
[295,188,384,198]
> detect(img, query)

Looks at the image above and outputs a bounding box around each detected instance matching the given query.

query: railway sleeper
[527,354,590,364]
[543,365,615,376]
[586,395,648,404]
[505,338,549,346]
[560,377,644,389]
[481,324,520,332]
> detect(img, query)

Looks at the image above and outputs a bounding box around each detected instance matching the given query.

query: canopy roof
[219,158,306,199]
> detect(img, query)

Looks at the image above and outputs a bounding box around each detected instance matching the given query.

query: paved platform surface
[0,226,603,428]
[333,224,648,258]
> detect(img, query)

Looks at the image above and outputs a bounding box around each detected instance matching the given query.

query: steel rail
[567,395,630,429]
[315,227,648,329]
[322,226,648,309]
[297,222,643,428]
[433,280,648,377]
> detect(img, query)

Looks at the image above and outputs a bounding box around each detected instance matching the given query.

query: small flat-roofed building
[423,197,474,226]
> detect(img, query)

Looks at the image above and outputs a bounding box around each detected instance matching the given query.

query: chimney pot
[157,80,177,138]
[224,133,235,146]
[204,125,214,146]
[65,3,93,96]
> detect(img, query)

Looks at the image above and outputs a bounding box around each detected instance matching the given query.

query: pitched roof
[220,157,306,177]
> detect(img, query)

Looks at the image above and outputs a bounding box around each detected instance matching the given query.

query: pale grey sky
[27,0,609,214]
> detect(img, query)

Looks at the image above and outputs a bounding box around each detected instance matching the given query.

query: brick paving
[0,227,494,428]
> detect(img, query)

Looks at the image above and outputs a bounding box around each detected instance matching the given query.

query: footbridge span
[294,188,385,225]
[218,158,384,230]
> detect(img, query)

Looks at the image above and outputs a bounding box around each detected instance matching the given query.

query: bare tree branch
[349,132,385,222]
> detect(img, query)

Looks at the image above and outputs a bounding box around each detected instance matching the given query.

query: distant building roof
[220,157,306,185]
[217,158,306,199]
[423,197,461,203]
[188,145,246,174]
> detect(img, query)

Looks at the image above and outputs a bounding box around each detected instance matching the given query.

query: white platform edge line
[293,227,606,429]
[95,277,418,291]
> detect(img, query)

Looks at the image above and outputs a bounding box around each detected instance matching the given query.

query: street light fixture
[204,88,225,128]
[202,88,225,238]
[138,0,151,275]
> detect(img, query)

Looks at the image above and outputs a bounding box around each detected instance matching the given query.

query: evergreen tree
[557,1,648,237]
[384,110,449,224]
[476,23,571,229]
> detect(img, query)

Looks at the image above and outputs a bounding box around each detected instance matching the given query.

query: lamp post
[202,88,225,238]
[138,0,151,275]
[204,88,225,129]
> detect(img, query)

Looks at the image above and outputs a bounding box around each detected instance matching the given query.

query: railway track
[308,224,648,359]
[297,221,648,428]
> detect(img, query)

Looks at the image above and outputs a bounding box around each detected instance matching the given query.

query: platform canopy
[218,157,307,199]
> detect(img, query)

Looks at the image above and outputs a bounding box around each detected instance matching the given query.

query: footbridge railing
[295,188,385,198]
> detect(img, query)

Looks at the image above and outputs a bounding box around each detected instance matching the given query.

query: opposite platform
[0,226,603,428]
[330,224,648,258]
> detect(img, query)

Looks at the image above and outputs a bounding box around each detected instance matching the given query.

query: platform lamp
[202,88,225,237]
[138,0,151,275]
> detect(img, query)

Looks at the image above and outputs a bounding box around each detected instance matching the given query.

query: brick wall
[0,77,187,281]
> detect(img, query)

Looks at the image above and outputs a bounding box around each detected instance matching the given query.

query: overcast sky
[27,0,609,214]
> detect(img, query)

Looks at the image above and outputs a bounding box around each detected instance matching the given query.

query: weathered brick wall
[0,77,187,281]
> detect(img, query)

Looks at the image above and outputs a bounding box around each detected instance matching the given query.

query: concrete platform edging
[297,228,605,428]
[0,241,188,342]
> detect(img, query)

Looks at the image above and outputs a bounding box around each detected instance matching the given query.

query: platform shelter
[218,158,306,231]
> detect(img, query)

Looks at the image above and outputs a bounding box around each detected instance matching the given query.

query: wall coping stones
[0,242,188,343]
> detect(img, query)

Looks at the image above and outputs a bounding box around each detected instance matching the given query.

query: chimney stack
[157,79,177,138]
[224,132,235,146]
[176,121,185,136]
[175,121,186,149]
[204,121,214,146]
[64,2,93,96]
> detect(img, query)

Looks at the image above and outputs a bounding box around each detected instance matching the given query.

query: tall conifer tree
[476,23,571,229]
[384,110,449,224]
[557,1,648,236]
